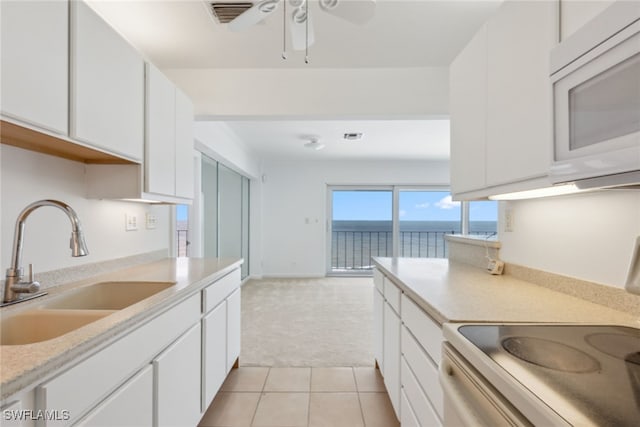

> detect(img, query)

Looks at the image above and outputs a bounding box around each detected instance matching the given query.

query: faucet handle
[28,263,34,282]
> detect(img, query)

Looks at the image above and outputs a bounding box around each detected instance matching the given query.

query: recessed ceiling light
[304,137,325,150]
[343,132,363,141]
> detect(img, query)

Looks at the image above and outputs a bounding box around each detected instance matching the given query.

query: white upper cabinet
[449,0,558,198]
[449,24,488,195]
[70,0,144,162]
[559,0,615,40]
[145,62,195,200]
[1,0,68,135]
[485,0,557,187]
[146,62,177,196]
[175,88,195,199]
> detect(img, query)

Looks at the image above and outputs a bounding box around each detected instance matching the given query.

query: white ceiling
[87,0,502,161]
[223,119,450,160]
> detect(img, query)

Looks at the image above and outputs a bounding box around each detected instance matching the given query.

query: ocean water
[331,220,496,270]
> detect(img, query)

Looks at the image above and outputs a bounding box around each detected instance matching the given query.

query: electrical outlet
[125,213,138,231]
[504,208,514,232]
[146,213,157,229]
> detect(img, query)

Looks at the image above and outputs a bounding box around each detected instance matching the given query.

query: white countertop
[0,257,242,401]
[373,257,639,327]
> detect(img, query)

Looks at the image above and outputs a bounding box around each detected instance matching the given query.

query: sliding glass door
[330,189,393,273]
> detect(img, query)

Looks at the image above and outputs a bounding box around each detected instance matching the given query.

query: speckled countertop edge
[0,257,243,402]
[373,257,640,328]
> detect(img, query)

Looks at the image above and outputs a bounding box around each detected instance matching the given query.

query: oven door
[439,343,532,427]
[551,20,640,184]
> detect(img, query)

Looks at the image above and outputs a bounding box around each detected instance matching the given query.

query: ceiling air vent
[207,2,253,24]
[343,133,363,141]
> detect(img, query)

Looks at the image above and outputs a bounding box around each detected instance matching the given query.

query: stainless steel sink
[42,281,175,310]
[0,281,175,345]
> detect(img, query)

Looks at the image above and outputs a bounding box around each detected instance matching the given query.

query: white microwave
[550,1,640,189]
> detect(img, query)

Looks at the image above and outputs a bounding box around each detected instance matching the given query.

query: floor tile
[309,393,364,427]
[353,367,386,392]
[221,367,270,392]
[358,392,400,427]
[252,393,309,427]
[263,367,311,392]
[199,392,261,427]
[310,367,357,392]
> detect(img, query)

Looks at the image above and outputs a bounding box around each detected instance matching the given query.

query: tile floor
[198,367,400,427]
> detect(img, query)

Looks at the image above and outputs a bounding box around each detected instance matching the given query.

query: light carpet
[240,277,375,367]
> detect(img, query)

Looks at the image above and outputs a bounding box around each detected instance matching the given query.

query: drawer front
[384,277,401,315]
[37,293,200,426]
[401,388,420,427]
[76,365,153,427]
[373,268,384,293]
[204,269,240,314]
[402,326,444,419]
[401,357,442,427]
[401,294,442,364]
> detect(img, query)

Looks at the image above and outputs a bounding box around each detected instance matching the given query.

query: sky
[332,190,497,221]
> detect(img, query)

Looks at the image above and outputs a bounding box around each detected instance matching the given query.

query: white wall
[260,159,450,277]
[1,145,170,275]
[499,190,640,288]
[166,67,449,118]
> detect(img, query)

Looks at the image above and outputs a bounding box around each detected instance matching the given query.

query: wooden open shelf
[1,120,136,164]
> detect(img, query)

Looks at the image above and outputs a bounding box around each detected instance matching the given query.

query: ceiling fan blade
[319,0,375,25]
[289,3,315,50]
[228,0,280,32]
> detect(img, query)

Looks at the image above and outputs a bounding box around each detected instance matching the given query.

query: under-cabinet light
[489,184,586,200]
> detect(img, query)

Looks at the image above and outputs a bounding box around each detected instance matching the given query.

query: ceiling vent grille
[207,2,253,24]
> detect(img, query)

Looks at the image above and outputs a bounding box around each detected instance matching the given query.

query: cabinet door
[226,288,241,372]
[145,62,176,196]
[449,24,488,195]
[154,323,202,427]
[373,288,384,372]
[70,0,144,161]
[175,87,194,199]
[383,302,401,419]
[485,0,557,186]
[203,302,227,409]
[77,365,153,427]
[0,0,68,134]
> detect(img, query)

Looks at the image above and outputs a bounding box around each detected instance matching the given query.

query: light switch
[125,213,138,231]
[146,213,157,229]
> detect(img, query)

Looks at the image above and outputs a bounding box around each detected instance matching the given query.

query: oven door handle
[439,356,530,427]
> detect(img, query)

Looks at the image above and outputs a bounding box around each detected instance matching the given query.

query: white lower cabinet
[226,288,241,372]
[24,267,242,427]
[154,323,202,427]
[401,388,421,427]
[383,302,401,419]
[373,288,385,372]
[77,365,153,427]
[203,302,227,409]
[374,267,445,426]
[201,270,242,411]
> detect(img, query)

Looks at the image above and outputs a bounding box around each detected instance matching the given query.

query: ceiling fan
[226,0,376,52]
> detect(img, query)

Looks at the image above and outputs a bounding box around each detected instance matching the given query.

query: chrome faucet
[2,200,89,305]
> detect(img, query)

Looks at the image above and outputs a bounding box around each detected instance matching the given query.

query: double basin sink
[0,281,175,346]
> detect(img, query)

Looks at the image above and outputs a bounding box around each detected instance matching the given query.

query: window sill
[445,234,501,249]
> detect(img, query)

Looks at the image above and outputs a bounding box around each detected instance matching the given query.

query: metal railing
[331,230,495,271]
[177,230,189,257]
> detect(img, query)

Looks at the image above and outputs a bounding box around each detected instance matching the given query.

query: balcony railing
[331,230,494,271]
[177,229,189,257]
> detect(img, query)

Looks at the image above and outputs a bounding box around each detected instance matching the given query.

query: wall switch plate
[125,213,138,231]
[146,213,157,229]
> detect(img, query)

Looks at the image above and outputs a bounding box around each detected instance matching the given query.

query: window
[328,187,499,275]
